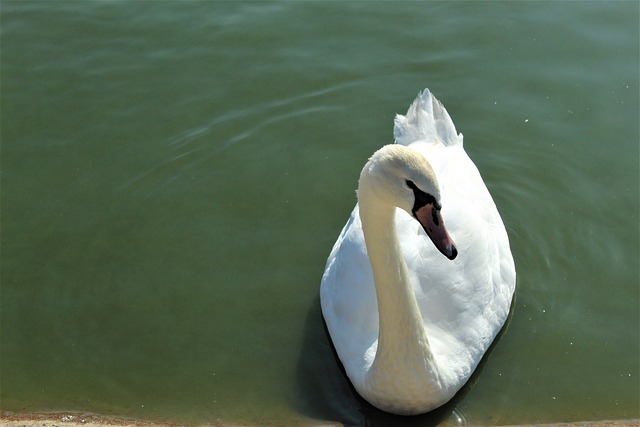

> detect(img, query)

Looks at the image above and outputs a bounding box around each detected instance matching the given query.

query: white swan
[320,89,516,415]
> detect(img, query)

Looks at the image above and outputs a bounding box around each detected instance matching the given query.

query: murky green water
[2,2,638,426]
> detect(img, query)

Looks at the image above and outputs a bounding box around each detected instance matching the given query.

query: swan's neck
[358,186,443,408]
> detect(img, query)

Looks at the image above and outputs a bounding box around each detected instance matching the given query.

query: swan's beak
[414,204,458,260]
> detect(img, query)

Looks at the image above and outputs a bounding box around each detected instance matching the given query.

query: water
[1,2,638,425]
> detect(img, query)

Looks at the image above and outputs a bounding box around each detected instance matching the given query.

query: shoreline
[0,412,182,427]
[1,411,638,427]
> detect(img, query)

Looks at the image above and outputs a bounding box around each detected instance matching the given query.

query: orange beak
[414,204,458,260]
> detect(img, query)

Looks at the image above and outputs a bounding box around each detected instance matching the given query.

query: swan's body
[320,89,516,415]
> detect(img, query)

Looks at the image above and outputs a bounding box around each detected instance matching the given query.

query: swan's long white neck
[357,178,446,414]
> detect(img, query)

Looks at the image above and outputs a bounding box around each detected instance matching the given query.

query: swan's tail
[393,89,463,147]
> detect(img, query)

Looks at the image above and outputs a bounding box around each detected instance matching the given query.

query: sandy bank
[0,413,186,427]
[1,412,638,427]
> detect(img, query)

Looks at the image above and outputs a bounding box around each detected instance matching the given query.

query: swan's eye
[407,180,440,215]
[405,180,417,190]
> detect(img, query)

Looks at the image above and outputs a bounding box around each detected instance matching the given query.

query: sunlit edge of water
[2,410,639,427]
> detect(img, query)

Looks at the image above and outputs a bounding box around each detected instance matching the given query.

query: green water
[1,2,638,426]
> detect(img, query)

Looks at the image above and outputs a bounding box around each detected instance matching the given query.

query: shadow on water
[293,295,516,426]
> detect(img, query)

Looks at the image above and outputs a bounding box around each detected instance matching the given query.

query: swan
[320,89,516,415]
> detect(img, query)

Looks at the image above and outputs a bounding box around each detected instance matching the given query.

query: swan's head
[358,144,457,260]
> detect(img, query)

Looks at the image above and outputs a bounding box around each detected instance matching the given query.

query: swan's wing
[400,140,516,378]
[320,206,379,382]
[393,90,514,376]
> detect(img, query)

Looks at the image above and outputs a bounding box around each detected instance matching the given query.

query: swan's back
[320,89,515,408]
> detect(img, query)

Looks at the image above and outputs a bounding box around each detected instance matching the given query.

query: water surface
[2,2,638,426]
